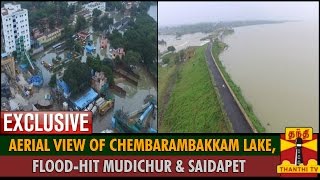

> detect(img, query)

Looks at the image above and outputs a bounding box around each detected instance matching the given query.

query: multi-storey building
[1,3,31,54]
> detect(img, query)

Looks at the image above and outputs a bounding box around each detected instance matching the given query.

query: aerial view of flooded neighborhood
[1,1,157,133]
[158,2,318,133]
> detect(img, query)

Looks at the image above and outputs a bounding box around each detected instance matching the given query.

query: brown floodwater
[219,21,319,133]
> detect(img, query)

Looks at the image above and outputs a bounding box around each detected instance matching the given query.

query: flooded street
[35,52,64,85]
[92,67,157,133]
[219,21,319,133]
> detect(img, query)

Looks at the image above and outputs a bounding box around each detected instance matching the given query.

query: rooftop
[1,3,24,16]
[72,88,98,110]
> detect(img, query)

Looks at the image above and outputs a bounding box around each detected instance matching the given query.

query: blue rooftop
[28,75,43,87]
[1,53,7,58]
[57,79,70,98]
[72,88,98,110]
[85,44,96,53]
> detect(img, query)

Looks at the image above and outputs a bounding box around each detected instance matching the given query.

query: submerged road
[205,42,254,133]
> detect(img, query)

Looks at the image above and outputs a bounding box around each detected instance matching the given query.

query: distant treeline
[159,20,287,35]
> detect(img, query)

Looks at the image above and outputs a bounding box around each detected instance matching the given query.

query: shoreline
[212,32,265,132]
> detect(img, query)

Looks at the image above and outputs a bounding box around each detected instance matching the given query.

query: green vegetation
[159,46,232,133]
[124,50,141,66]
[158,53,178,118]
[63,61,91,97]
[211,39,265,132]
[125,14,157,68]
[87,55,114,85]
[16,2,75,28]
[167,46,176,52]
[49,74,57,88]
[92,9,102,18]
[92,14,113,32]
[105,1,123,11]
[75,15,87,33]
[222,28,235,36]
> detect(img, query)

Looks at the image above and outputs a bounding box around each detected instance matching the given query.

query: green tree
[109,30,126,49]
[92,17,100,31]
[92,8,102,18]
[101,65,114,84]
[107,1,123,11]
[174,54,179,64]
[48,15,56,29]
[49,74,57,88]
[162,56,170,64]
[74,41,83,53]
[63,24,75,50]
[75,15,87,32]
[179,50,185,61]
[63,61,91,96]
[86,56,114,84]
[167,46,176,52]
[100,14,113,31]
[96,54,101,61]
[124,50,141,66]
[103,58,115,70]
[122,14,156,76]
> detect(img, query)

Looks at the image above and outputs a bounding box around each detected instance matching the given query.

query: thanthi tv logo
[277,127,319,177]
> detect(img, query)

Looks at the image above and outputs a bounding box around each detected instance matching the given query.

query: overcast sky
[158,2,319,27]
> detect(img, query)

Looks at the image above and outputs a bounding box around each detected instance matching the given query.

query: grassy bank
[159,45,232,133]
[212,39,265,132]
[158,53,178,117]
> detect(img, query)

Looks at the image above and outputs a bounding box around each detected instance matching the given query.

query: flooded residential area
[1,1,157,133]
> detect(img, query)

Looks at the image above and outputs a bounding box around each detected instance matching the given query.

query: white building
[82,2,106,16]
[1,3,30,54]
[67,1,78,7]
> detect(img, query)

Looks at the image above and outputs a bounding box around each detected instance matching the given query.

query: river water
[158,33,210,53]
[219,21,319,133]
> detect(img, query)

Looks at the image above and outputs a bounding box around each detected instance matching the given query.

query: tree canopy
[122,14,157,75]
[167,46,176,52]
[75,15,87,33]
[20,2,75,28]
[105,1,123,11]
[63,61,92,96]
[92,14,113,32]
[124,50,141,66]
[86,56,114,84]
[49,74,57,88]
[63,24,75,50]
[92,8,102,18]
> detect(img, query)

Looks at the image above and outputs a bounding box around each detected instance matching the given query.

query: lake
[219,21,319,133]
[158,33,210,53]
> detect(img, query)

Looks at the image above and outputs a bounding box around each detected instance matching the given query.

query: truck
[87,103,93,111]
[98,100,114,115]
[95,97,104,105]
[96,98,106,108]
[91,106,97,115]
[138,104,154,124]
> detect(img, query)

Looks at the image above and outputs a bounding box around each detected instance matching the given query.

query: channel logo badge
[277,127,320,177]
